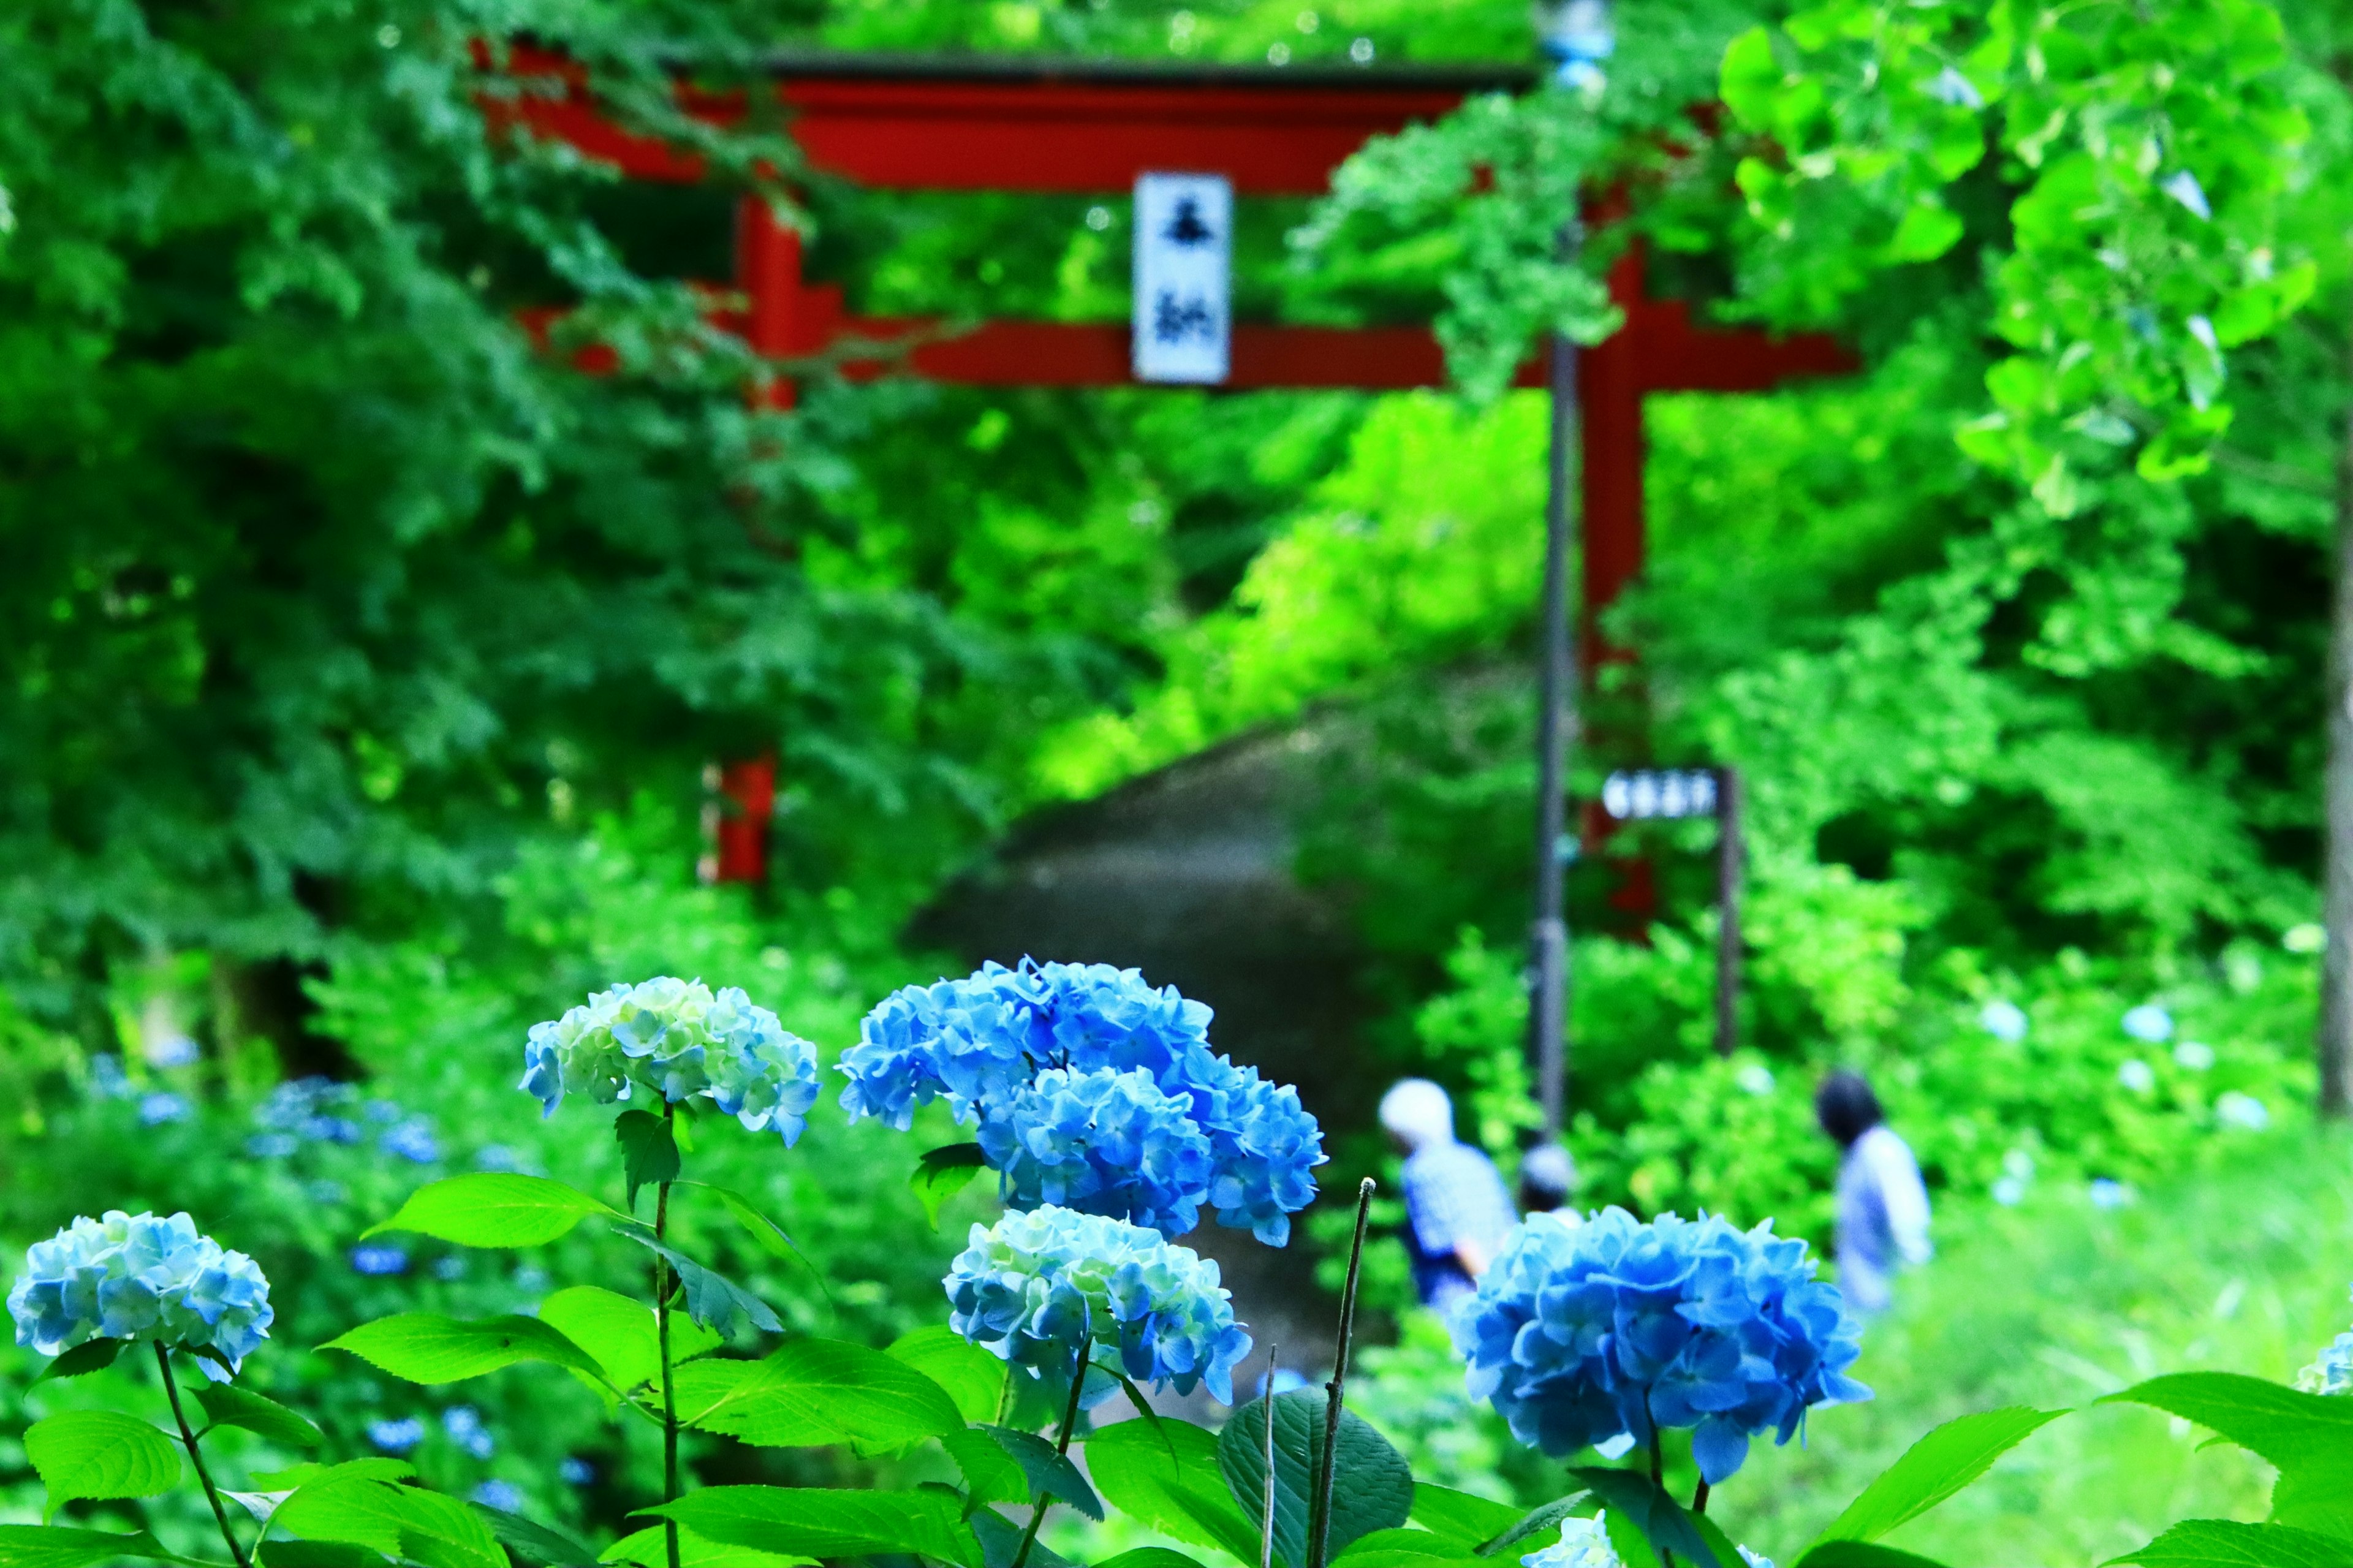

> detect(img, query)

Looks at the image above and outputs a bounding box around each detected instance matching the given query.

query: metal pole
[1532,327,1580,1135]
[1714,766,1743,1057]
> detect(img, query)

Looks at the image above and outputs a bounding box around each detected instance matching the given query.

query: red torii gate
[502,49,1852,887]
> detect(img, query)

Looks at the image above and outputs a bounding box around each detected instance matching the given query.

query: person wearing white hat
[1380,1078,1517,1312]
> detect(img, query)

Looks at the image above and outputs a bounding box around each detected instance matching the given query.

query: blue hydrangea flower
[559,1457,596,1487]
[381,1120,441,1164]
[945,1205,1253,1404]
[521,978,820,1145]
[444,1405,494,1458]
[2302,1331,2353,1395]
[351,1246,410,1276]
[138,1093,188,1126]
[843,959,1325,1244]
[472,1480,523,1512]
[1454,1209,1870,1485]
[369,1416,426,1454]
[7,1211,274,1380]
[1977,1000,2029,1043]
[1521,1516,1618,1568]
[980,1067,1214,1237]
[2122,1004,2174,1043]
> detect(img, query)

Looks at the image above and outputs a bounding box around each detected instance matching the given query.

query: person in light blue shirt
[1816,1069,1932,1314]
[1380,1078,1518,1314]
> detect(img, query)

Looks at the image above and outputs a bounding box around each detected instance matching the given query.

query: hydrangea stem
[656,1101,682,1568]
[1646,1422,1675,1568]
[1010,1331,1091,1568]
[1308,1178,1375,1568]
[154,1343,251,1568]
[1691,1479,1710,1515]
[1259,1342,1280,1568]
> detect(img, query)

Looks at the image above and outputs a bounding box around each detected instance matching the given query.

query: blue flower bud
[944,1205,1253,1405]
[7,1211,274,1379]
[1455,1210,1869,1485]
[521,979,819,1144]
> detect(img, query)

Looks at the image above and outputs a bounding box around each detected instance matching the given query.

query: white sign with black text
[1132,173,1232,385]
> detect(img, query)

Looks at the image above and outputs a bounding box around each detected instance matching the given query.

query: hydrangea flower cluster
[944,1205,1253,1404]
[1454,1209,1870,1484]
[7,1211,274,1380]
[840,959,1324,1243]
[521,977,821,1144]
[2298,1284,2353,1395]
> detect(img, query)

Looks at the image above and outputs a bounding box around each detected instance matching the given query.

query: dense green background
[4,0,2353,1559]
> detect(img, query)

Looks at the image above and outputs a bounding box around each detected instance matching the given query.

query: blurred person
[1381,1078,1517,1313]
[1816,1069,1932,1314]
[1518,1142,1579,1218]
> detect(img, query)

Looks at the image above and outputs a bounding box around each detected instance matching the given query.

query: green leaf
[683,1338,964,1450]
[1567,1469,1724,1568]
[26,1411,181,1520]
[2106,1373,2353,1537]
[1334,1529,1490,1568]
[195,1381,325,1449]
[889,1326,1009,1425]
[1219,1392,1413,1568]
[0,1526,184,1568]
[273,1474,504,1568]
[911,1142,988,1227]
[256,1545,393,1568]
[645,1485,982,1568]
[1086,1415,1261,1563]
[2104,1519,2353,1567]
[626,1235,782,1336]
[320,1313,607,1386]
[966,1509,1073,1568]
[471,1502,598,1567]
[1094,1552,1214,1568]
[365,1175,619,1247]
[32,1339,127,1384]
[939,1428,1031,1509]
[1407,1487,1522,1552]
[1812,1407,2060,1547]
[601,1527,813,1568]
[981,1425,1102,1520]
[538,1286,719,1393]
[616,1109,681,1210]
[1473,1496,1591,1558]
[1795,1546,1954,1568]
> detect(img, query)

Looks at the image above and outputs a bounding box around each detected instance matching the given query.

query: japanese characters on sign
[1601,768,1719,821]
[1132,173,1232,385]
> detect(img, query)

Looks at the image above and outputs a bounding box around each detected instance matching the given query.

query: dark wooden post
[1714,765,1743,1057]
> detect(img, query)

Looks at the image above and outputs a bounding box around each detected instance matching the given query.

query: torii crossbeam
[503,48,1855,922]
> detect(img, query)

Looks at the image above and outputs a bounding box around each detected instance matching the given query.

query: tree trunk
[2321,307,2353,1119]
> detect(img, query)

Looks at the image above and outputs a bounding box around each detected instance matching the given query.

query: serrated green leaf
[2104,1518,2353,1567]
[889,1326,1009,1425]
[471,1502,597,1566]
[911,1143,988,1227]
[1087,1416,1260,1564]
[600,1526,813,1568]
[26,1411,181,1520]
[1094,1551,1214,1568]
[941,1428,1030,1509]
[1407,1487,1521,1552]
[31,1339,126,1385]
[1220,1392,1413,1568]
[255,1544,392,1568]
[1474,1495,1590,1558]
[538,1286,719,1393]
[321,1313,606,1386]
[366,1175,619,1247]
[644,1485,982,1568]
[195,1381,325,1449]
[616,1109,681,1211]
[0,1526,185,1568]
[1567,1469,1722,1568]
[625,1235,782,1337]
[1795,1544,1953,1568]
[1813,1406,2059,1548]
[982,1425,1102,1520]
[273,1474,504,1568]
[2107,1373,2353,1537]
[966,1508,1073,1568]
[683,1337,963,1450]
